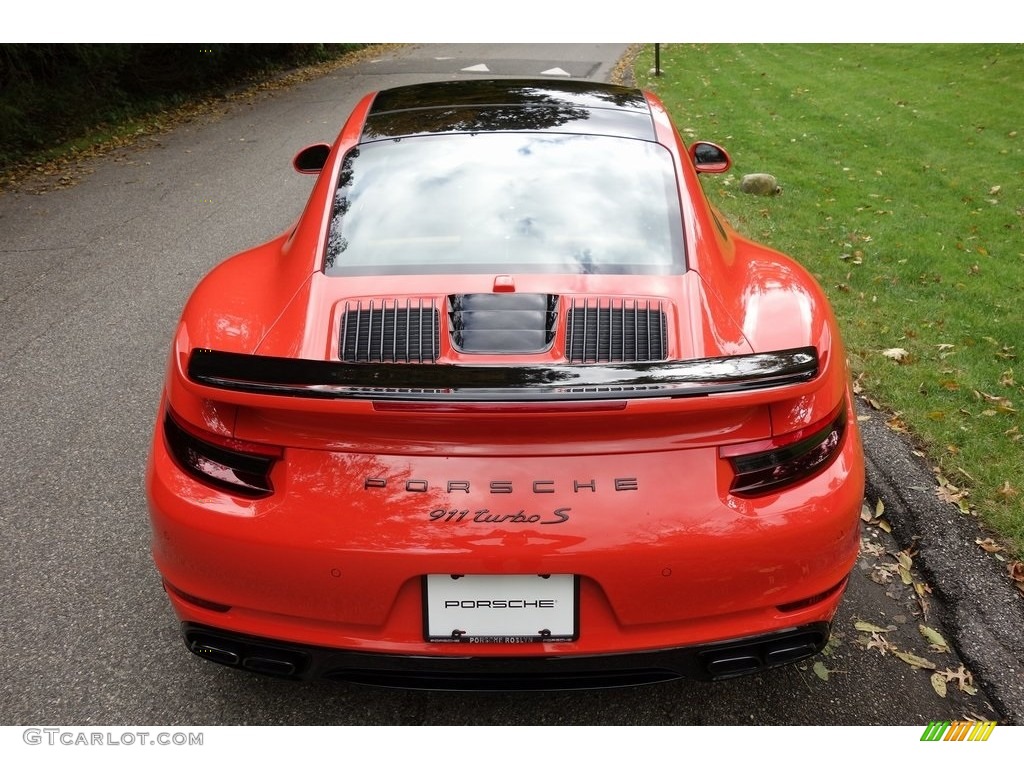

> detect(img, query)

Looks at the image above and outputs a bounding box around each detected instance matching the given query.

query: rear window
[324,133,684,276]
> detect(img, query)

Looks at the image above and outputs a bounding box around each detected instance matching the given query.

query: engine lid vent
[340,299,440,363]
[565,298,668,363]
[448,293,558,354]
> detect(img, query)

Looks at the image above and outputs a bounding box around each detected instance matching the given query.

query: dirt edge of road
[858,399,1024,724]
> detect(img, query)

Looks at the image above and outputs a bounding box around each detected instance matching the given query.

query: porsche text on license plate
[424,574,577,643]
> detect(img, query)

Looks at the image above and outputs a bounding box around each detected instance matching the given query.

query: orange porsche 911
[145,79,864,689]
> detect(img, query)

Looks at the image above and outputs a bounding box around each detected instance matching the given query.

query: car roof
[360,79,657,143]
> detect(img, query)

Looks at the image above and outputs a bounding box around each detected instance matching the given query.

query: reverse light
[720,401,847,496]
[163,407,282,497]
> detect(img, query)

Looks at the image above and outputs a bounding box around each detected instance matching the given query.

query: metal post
[655,43,661,76]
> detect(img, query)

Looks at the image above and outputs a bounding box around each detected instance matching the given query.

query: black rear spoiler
[186,347,819,403]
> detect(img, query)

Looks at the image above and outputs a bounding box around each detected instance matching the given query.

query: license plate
[424,574,577,643]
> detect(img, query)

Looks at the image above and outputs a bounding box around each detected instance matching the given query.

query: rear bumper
[147,395,864,681]
[183,620,833,690]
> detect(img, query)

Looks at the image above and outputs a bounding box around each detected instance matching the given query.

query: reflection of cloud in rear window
[324,134,684,276]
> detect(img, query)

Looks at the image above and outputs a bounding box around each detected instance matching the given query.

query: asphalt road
[0,43,1018,726]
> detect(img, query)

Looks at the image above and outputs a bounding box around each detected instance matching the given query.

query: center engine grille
[448,293,558,354]
[565,298,668,363]
[340,299,440,363]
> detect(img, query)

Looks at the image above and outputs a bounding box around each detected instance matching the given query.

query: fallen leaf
[919,624,949,653]
[1009,562,1024,591]
[886,415,909,432]
[930,672,948,698]
[976,538,1004,553]
[970,391,1011,409]
[940,665,977,694]
[936,485,969,507]
[862,500,894,533]
[870,566,894,585]
[914,581,932,621]
[864,632,894,655]
[861,540,886,557]
[854,620,890,633]
[813,661,831,681]
[893,649,936,670]
[822,633,843,657]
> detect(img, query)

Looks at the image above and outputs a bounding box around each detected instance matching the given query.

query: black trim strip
[186,347,818,402]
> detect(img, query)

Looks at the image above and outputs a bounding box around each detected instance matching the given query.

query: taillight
[163,407,281,497]
[720,401,847,496]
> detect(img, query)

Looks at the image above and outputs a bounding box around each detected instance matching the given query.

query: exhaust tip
[185,628,309,678]
[704,654,762,678]
[699,627,829,679]
[189,641,240,666]
[243,656,298,676]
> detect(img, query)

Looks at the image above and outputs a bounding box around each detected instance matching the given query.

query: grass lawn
[635,44,1023,550]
